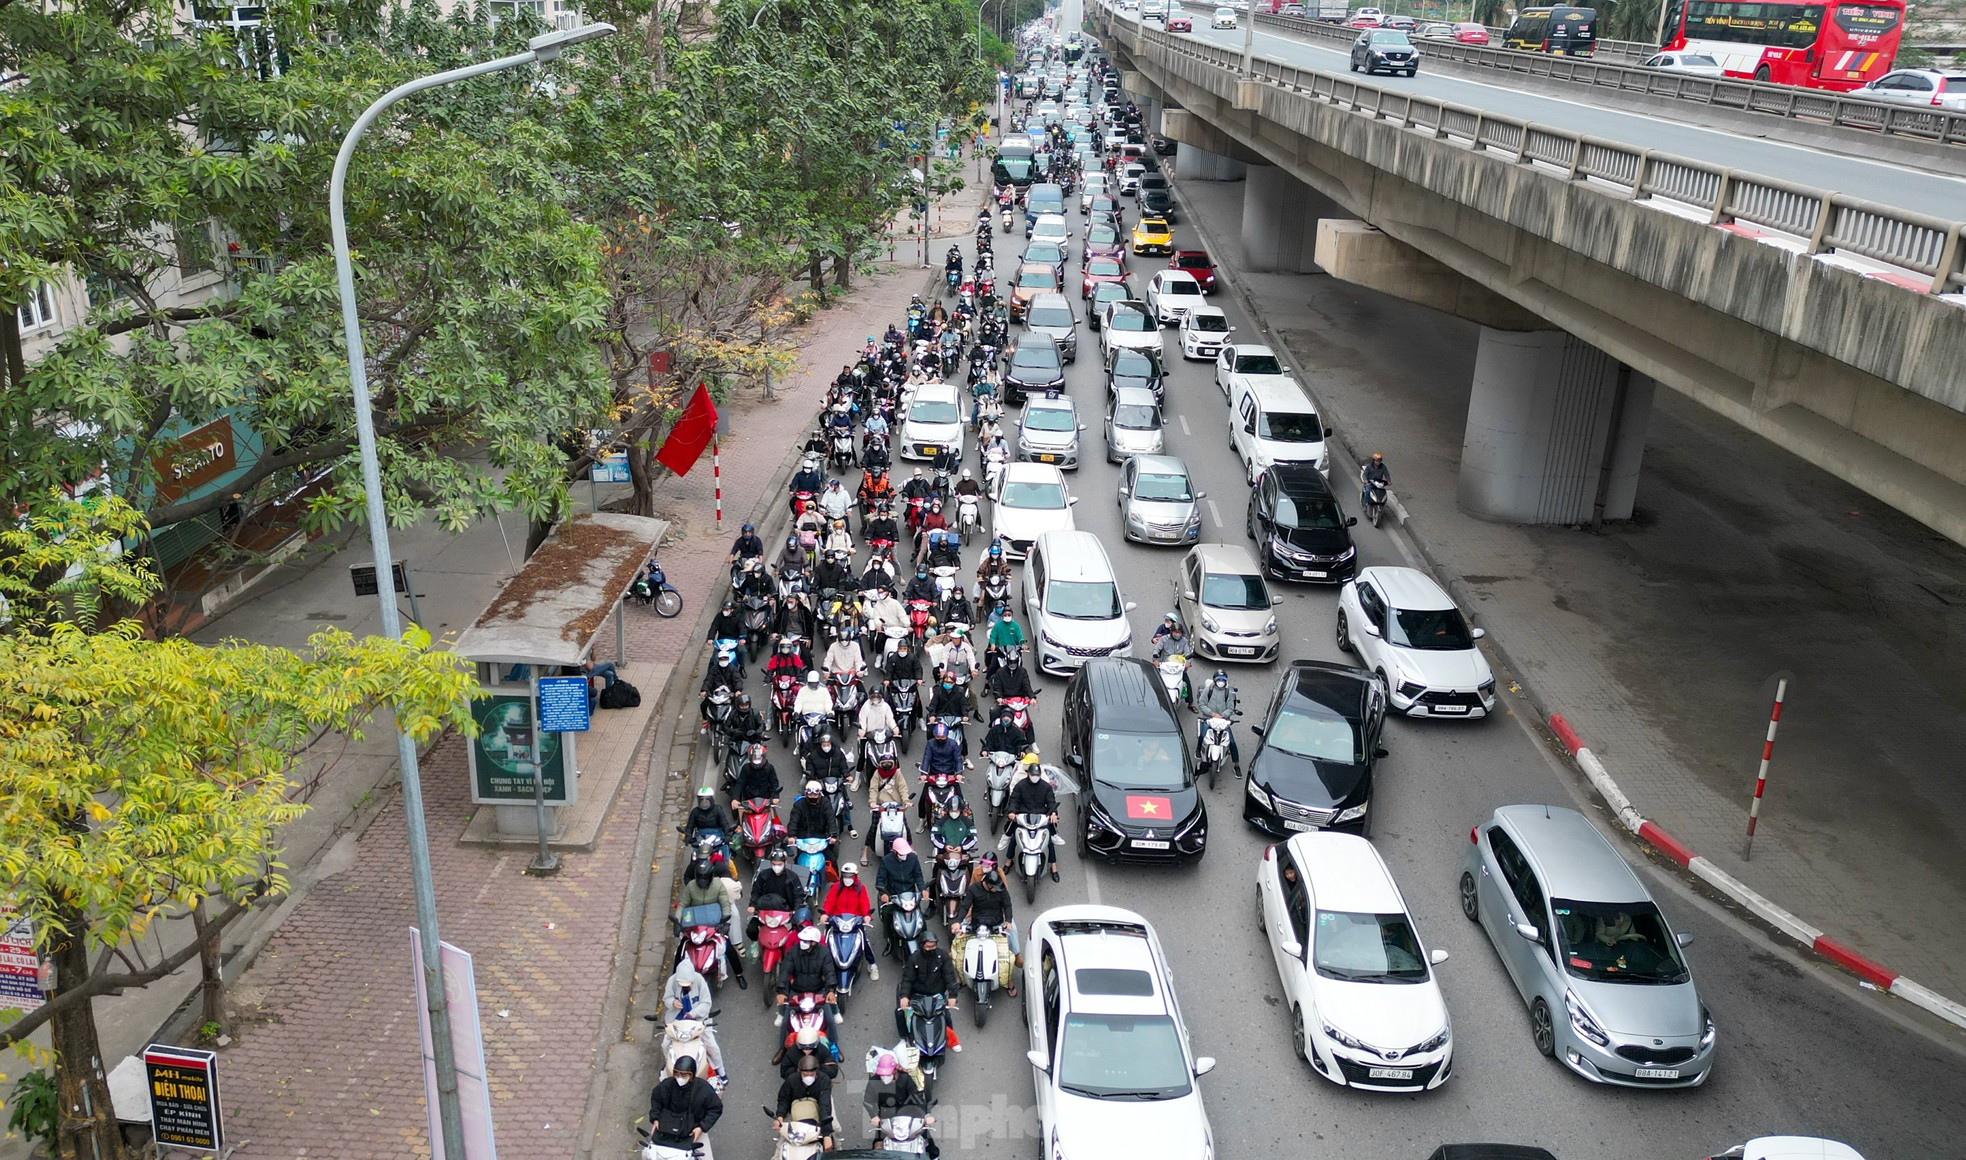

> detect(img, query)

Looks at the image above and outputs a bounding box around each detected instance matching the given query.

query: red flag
[655,383,718,476]
[1125,795,1172,821]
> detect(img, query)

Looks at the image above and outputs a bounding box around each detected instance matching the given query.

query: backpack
[599,680,641,709]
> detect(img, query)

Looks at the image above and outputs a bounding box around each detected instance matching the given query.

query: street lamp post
[1242,5,1256,75]
[326,22,616,1160]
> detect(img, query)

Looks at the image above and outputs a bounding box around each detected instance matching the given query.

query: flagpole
[713,436,723,531]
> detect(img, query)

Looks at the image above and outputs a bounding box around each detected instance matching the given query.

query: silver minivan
[1462,805,1714,1088]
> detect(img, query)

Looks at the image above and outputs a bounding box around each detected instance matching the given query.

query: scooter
[820,773,854,838]
[771,672,800,737]
[664,1016,725,1091]
[825,911,870,1010]
[743,596,775,662]
[736,799,787,866]
[676,903,732,987]
[958,923,1005,1027]
[1156,652,1191,707]
[636,1127,701,1160]
[1009,811,1051,904]
[876,1109,934,1157]
[830,670,865,738]
[996,695,1035,743]
[954,494,981,546]
[905,991,951,1087]
[765,1101,826,1160]
[932,842,972,928]
[1199,713,1237,790]
[791,835,832,901]
[890,680,922,752]
[1001,205,1013,232]
[830,429,858,473]
[860,728,899,785]
[888,891,926,961]
[976,574,1011,622]
[785,990,830,1047]
[629,559,684,617]
[918,770,965,829]
[984,750,1018,832]
[869,798,910,862]
[756,909,797,995]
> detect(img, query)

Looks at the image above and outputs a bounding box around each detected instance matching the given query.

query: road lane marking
[1206,498,1222,525]
[1179,413,1192,436]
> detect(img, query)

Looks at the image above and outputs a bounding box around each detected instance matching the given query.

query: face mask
[674,1075,691,1087]
[801,1075,817,1086]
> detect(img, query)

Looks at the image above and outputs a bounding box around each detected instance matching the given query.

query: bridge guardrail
[1099,8,1966,294]
[1245,11,1966,148]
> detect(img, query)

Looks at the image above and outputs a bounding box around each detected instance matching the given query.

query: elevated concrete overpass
[1085,6,1966,545]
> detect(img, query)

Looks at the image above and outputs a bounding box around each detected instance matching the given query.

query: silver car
[1025,293,1079,363]
[1175,543,1281,663]
[1104,387,1165,462]
[1118,454,1204,545]
[1018,393,1083,470]
[1463,805,1714,1088]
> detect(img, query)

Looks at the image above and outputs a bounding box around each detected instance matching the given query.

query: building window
[488,0,547,25]
[176,220,219,277]
[16,283,58,332]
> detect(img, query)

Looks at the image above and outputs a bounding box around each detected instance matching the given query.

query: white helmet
[961,468,972,480]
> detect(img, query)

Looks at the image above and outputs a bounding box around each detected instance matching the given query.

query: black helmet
[671,1055,697,1075]
[983,870,1003,889]
[693,861,712,886]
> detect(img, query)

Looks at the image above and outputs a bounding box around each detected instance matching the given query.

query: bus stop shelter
[451,512,669,845]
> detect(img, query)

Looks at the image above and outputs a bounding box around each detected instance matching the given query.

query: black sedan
[1246,464,1358,583]
[1002,336,1065,407]
[1242,661,1387,837]
[1104,346,1166,402]
[1350,29,1420,76]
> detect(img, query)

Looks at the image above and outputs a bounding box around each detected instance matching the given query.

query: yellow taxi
[1131,216,1174,256]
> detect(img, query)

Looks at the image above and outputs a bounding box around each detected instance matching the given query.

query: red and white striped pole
[1743,677,1788,860]
[712,436,723,532]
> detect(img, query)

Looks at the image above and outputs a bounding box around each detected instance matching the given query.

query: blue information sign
[536,676,592,734]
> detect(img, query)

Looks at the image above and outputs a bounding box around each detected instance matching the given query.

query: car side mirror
[1027,1049,1051,1072]
[1345,516,1358,527]
[1361,619,1382,638]
[1374,746,1389,758]
[1117,485,1129,496]
[1250,723,1265,736]
[1193,490,1207,499]
[1676,931,1695,948]
[1272,595,1283,606]
[1183,590,1196,600]
[1472,627,1486,640]
[1068,496,1079,505]
[1428,947,1450,965]
[1193,1056,1217,1076]
[1123,601,1138,612]
[1514,922,1542,944]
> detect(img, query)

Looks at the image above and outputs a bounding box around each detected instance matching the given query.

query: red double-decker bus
[1660,0,1904,90]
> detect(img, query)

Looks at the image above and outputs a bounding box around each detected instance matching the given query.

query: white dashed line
[1179,414,1192,436]
[1205,498,1223,526]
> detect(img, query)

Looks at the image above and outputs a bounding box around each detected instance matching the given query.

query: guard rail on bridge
[1240,10,1966,148]
[1110,15,1966,294]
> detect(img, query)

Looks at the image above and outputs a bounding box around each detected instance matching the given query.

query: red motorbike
[756,909,797,993]
[997,695,1035,740]
[907,599,934,641]
[736,798,787,865]
[676,902,731,985]
[771,670,800,735]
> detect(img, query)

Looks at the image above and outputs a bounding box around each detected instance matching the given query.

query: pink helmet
[892,837,913,858]
[876,1054,898,1078]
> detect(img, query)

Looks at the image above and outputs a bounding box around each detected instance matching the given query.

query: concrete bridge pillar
[1458,329,1656,526]
[1180,145,1246,182]
[1240,165,1328,274]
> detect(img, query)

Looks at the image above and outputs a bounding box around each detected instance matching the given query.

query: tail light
[1469,826,1479,845]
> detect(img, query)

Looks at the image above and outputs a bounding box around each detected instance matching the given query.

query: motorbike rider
[895,929,961,1039]
[944,245,963,284]
[814,549,856,597]
[925,684,975,756]
[938,628,979,710]
[951,467,983,508]
[1004,753,1061,882]
[1361,451,1391,510]
[790,454,826,499]
[875,837,926,957]
[862,503,900,548]
[1152,618,1192,662]
[858,469,895,515]
[862,432,891,476]
[707,596,748,658]
[884,634,925,685]
[777,925,842,1050]
[820,861,879,983]
[698,645,744,699]
[903,566,939,606]
[647,1056,723,1160]
[821,517,854,560]
[987,647,1036,704]
[728,522,764,566]
[1193,670,1242,773]
[802,428,831,459]
[823,626,867,678]
[793,670,835,725]
[913,505,950,564]
[731,743,784,806]
[820,478,853,526]
[747,847,808,949]
[921,529,961,573]
[956,868,1020,995]
[674,859,743,986]
[794,760,847,840]
[774,533,808,578]
[865,1052,935,1155]
[682,786,736,853]
[774,591,818,649]
[983,602,1023,668]
[764,636,808,688]
[773,1054,838,1150]
[934,585,971,638]
[901,467,936,515]
[858,685,900,744]
[861,585,907,644]
[982,703,1033,759]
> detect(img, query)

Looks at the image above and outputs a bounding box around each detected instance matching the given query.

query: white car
[992,462,1077,557]
[1258,832,1453,1091]
[1179,305,1234,360]
[1638,50,1726,78]
[1857,68,1966,112]
[1017,392,1084,470]
[1214,342,1293,398]
[1335,566,1496,719]
[1025,906,1215,1160]
[1713,1140,1866,1160]
[1100,300,1164,359]
[1118,162,1146,195]
[1212,6,1238,26]
[1030,213,1072,248]
[1145,270,1206,326]
[898,382,966,463]
[1080,174,1112,213]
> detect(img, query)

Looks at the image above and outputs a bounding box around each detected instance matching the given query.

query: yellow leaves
[84,802,111,823]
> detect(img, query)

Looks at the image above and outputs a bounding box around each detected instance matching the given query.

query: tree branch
[94,304,236,340]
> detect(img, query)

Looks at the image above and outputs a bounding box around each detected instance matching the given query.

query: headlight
[1321,1021,1365,1051]
[1412,1026,1450,1054]
[1245,780,1273,808]
[1335,802,1368,824]
[1700,1009,1716,1050]
[1397,681,1427,701]
[1263,616,1278,635]
[1040,631,1067,649]
[1086,802,1126,835]
[1565,992,1610,1047]
[1334,546,1356,561]
[1478,678,1496,695]
[1201,616,1220,633]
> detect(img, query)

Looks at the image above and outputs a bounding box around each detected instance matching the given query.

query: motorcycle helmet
[920,931,939,949]
[892,837,912,857]
[961,467,972,480]
[1020,752,1041,768]
[805,779,823,795]
[989,543,1002,558]
[1214,670,1229,685]
[696,786,714,800]
[932,722,948,739]
[806,671,822,685]
[750,743,767,761]
[840,862,859,878]
[736,692,752,708]
[671,1055,697,1076]
[916,568,929,580]
[693,861,713,886]
[770,848,789,865]
[742,522,755,533]
[799,926,822,945]
[875,1054,898,1079]
[983,870,1003,889]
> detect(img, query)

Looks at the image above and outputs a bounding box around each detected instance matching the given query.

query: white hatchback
[1258,832,1452,1091]
[898,382,967,463]
[1179,305,1234,360]
[1335,566,1495,718]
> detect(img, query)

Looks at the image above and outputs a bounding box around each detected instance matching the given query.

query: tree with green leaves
[0,494,477,1159]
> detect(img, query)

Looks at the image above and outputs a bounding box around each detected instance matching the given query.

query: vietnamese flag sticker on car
[1125,795,1173,820]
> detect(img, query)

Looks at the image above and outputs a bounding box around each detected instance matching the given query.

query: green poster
[469,691,570,804]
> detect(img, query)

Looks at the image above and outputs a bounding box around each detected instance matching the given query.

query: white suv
[1025,906,1216,1160]
[1335,566,1496,718]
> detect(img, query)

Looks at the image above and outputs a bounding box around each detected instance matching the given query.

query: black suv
[1063,657,1207,864]
[1243,660,1387,836]
[1002,336,1066,407]
[1138,175,1175,222]
[1247,464,1358,583]
[1104,346,1166,402]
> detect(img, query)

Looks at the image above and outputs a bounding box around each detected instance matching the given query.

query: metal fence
[1248,11,1966,147]
[1099,8,1966,294]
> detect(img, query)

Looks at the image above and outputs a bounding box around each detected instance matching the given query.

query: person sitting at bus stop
[583,658,620,708]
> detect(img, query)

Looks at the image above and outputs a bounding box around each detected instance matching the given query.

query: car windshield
[1133,471,1191,501]
[1551,900,1690,985]
[1683,53,1719,65]
[1011,346,1063,372]
[1163,281,1201,297]
[1094,286,1130,308]
[1089,226,1121,245]
[1033,224,1068,240]
[1175,255,1211,271]
[1312,911,1429,983]
[1388,606,1474,651]
[1189,314,1231,334]
[1112,351,1158,378]
[1265,706,1360,762]
[1234,353,1284,375]
[1110,308,1152,332]
[1113,403,1160,429]
[1258,411,1322,443]
[1371,30,1412,43]
[1025,407,1076,432]
[999,159,1034,179]
[1027,244,1065,265]
[1047,579,1123,620]
[1201,572,1268,610]
[1019,269,1058,289]
[1001,480,1067,509]
[1087,259,1124,278]
[1028,303,1073,328]
[1140,220,1170,234]
[1056,1013,1194,1100]
[908,400,960,425]
[1274,492,1344,529]
[1090,729,1187,788]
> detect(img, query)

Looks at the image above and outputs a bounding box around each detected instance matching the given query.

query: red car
[1453,21,1490,44]
[1167,14,1193,30]
[1082,256,1130,298]
[1170,250,1217,293]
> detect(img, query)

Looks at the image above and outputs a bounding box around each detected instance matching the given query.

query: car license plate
[1131,839,1170,850]
[1282,819,1315,832]
[1227,646,1258,657]
[919,445,940,456]
[1635,1067,1680,1080]
[1302,570,1325,579]
[1367,1067,1414,1080]
[1433,705,1469,715]
[1037,454,1058,463]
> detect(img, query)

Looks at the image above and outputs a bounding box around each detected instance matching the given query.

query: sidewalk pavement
[118,178,985,1158]
[1173,173,1966,1014]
